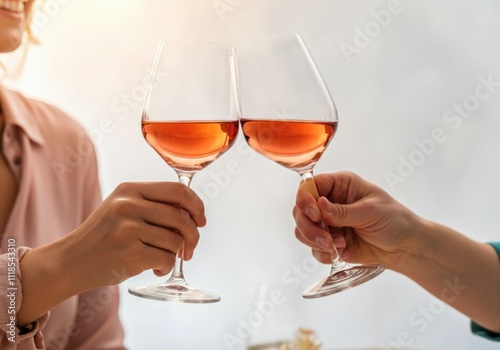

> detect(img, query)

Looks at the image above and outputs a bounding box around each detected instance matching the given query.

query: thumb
[317,196,362,228]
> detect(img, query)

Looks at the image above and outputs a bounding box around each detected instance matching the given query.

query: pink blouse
[0,85,125,349]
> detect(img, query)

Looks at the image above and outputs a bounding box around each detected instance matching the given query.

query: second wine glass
[237,33,385,298]
[128,39,239,303]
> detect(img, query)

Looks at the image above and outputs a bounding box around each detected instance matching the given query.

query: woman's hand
[18,182,206,326]
[293,171,423,270]
[66,182,206,290]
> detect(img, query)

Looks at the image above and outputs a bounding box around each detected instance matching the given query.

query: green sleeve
[470,242,500,341]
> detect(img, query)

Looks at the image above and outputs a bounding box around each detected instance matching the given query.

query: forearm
[394,219,500,333]
[17,236,86,327]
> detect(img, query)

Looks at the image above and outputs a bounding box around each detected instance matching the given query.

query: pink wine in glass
[142,120,239,172]
[240,119,337,172]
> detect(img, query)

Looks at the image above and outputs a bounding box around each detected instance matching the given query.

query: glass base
[129,282,221,303]
[302,263,385,299]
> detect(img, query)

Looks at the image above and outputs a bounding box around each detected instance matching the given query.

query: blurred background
[5,0,500,349]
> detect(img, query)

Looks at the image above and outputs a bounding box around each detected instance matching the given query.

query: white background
[6,0,500,349]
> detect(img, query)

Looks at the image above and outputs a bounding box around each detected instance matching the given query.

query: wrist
[390,216,460,285]
[17,235,87,326]
[387,214,431,276]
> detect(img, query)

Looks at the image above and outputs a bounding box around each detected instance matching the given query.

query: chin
[0,29,24,53]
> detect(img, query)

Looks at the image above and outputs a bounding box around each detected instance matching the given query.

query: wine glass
[237,33,384,298]
[128,39,239,303]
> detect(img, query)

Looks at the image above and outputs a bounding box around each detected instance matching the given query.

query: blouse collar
[0,84,45,145]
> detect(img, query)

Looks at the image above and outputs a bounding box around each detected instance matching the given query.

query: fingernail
[306,206,320,221]
[315,236,331,251]
[341,249,350,260]
[333,236,344,248]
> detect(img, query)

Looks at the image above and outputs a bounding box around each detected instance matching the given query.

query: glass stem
[300,172,342,266]
[167,173,194,285]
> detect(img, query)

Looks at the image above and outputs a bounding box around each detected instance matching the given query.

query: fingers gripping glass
[237,34,384,298]
[128,39,239,303]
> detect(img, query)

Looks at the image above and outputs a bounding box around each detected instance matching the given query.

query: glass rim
[236,32,338,117]
[238,33,303,57]
[156,37,236,52]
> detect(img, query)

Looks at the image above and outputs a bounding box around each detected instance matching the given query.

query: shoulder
[5,89,99,173]
[19,92,89,141]
[1,86,98,167]
[4,89,96,158]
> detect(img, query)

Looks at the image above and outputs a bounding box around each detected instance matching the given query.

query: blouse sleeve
[0,247,49,350]
[470,242,500,341]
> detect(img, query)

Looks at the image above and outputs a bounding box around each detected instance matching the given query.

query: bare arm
[17,182,206,327]
[395,219,500,333]
[293,171,500,333]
